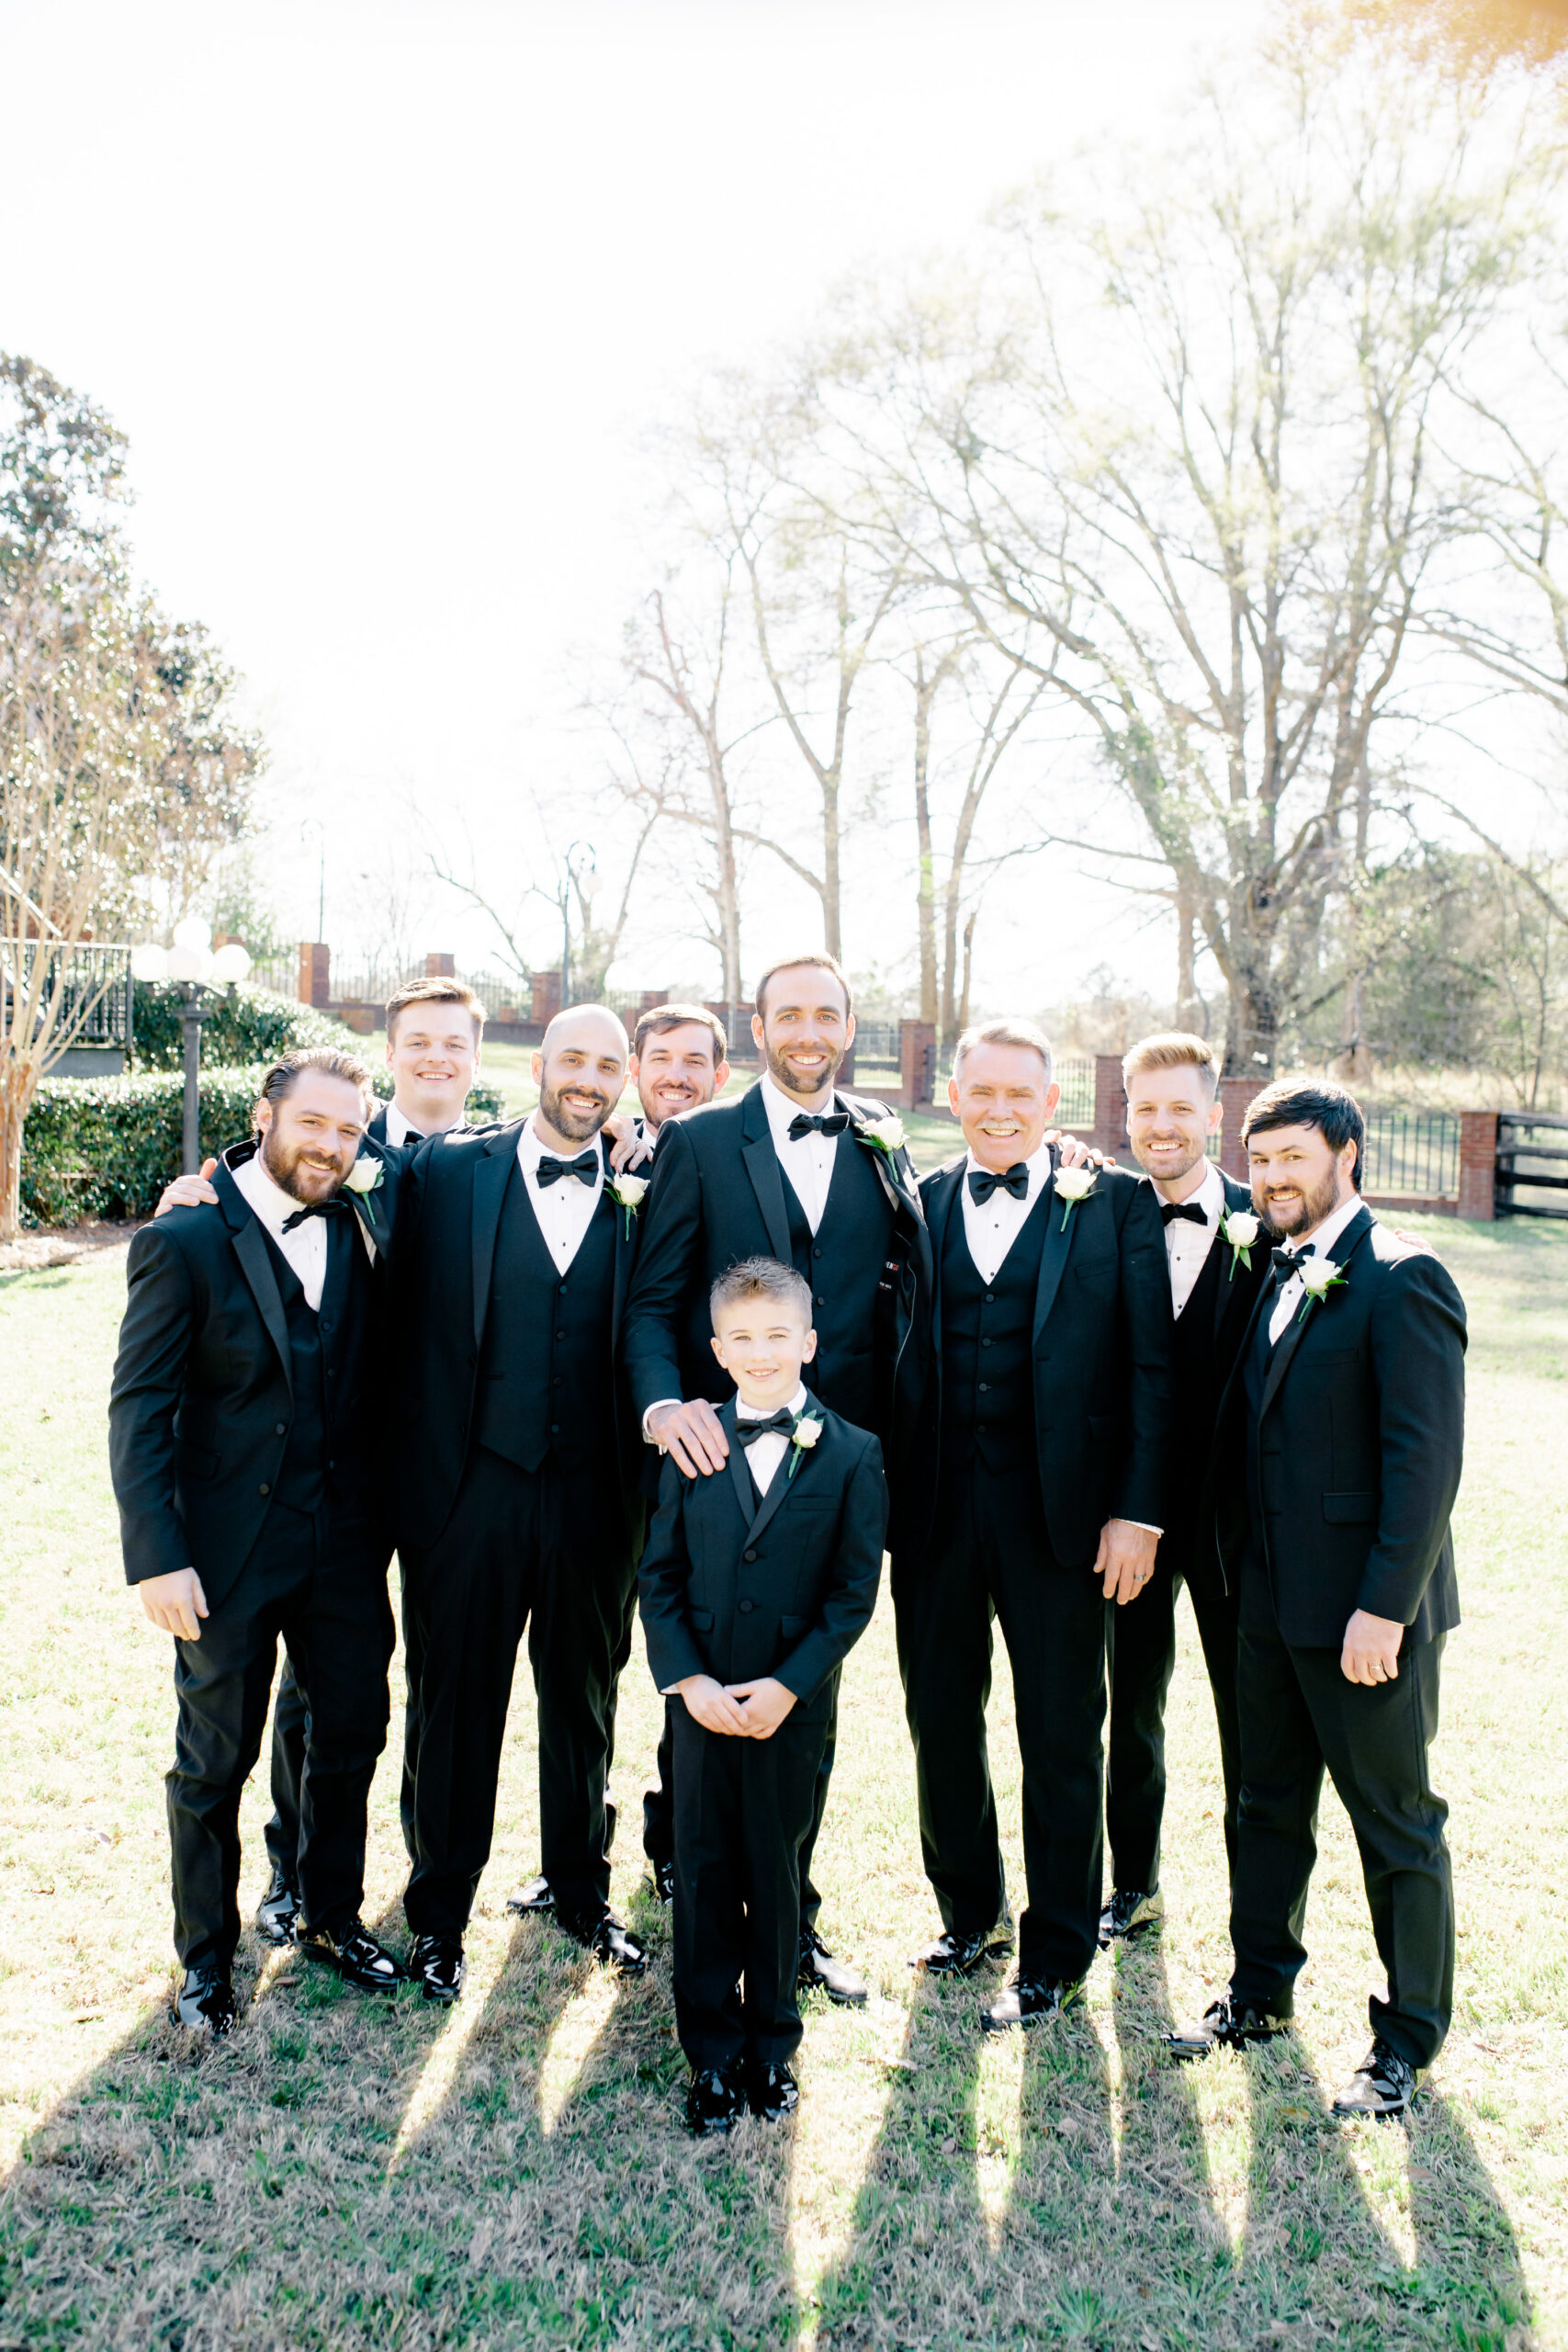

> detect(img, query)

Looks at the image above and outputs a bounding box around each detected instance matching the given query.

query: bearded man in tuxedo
[622,953,931,2006]
[894,1019,1173,2031]
[1168,1080,1465,2121]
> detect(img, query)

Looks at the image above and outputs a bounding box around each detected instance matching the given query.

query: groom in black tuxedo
[1168,1080,1466,2121]
[623,953,931,2006]
[893,1019,1173,2031]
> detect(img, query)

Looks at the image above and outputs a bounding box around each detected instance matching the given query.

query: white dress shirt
[737,1383,810,1497]
[1161,1158,1226,1319]
[960,1141,1053,1283]
[231,1150,330,1311]
[759,1072,839,1234]
[1268,1190,1364,1345]
[517,1116,604,1272]
[384,1102,467,1147]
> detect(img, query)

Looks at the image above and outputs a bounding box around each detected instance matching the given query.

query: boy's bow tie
[738,1409,799,1444]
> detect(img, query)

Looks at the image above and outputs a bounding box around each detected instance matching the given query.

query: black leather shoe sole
[506,1877,555,1916]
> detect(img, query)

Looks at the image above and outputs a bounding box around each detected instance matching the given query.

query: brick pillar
[1457,1109,1497,1221]
[297,942,330,1008]
[1092,1054,1128,1156]
[530,969,561,1025]
[639,988,673,1013]
[425,951,456,978]
[900,1020,938,1111]
[1217,1077,1256,1182]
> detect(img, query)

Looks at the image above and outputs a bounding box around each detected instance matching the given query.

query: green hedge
[129,983,362,1071]
[19,1066,505,1227]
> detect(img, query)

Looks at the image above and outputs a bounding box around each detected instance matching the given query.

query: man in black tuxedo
[893,1019,1173,2031]
[259,978,486,1950]
[623,953,931,2006]
[109,1047,405,2034]
[639,1258,886,2133]
[391,1003,649,2001]
[1168,1080,1465,2121]
[1100,1034,1270,1946]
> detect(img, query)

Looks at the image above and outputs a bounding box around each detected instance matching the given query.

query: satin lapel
[231,1217,293,1397]
[470,1128,519,1358]
[1031,1167,1077,1348]
[1213,1171,1252,1341]
[723,1398,757,1532]
[745,1408,824,1553]
[924,1162,965,1369]
[739,1081,794,1263]
[836,1091,906,1224]
[1258,1204,1376,1420]
[604,1136,633,1352]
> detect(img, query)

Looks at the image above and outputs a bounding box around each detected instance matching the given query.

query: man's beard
[1134,1135,1208,1183]
[539,1075,612,1142]
[1258,1165,1344,1238]
[762,1036,844,1099]
[261,1127,344,1204]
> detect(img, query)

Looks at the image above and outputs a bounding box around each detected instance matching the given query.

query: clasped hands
[676,1673,796,1738]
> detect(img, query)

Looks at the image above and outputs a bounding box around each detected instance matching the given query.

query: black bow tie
[280,1196,350,1234]
[968,1162,1030,1204]
[738,1408,798,1445]
[788,1111,852,1140]
[536,1149,599,1188]
[1161,1199,1209,1227]
[1271,1245,1301,1279]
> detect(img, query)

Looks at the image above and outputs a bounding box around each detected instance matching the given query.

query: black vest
[939,1186,1053,1474]
[780,1131,894,1427]
[256,1213,361,1516]
[472,1155,617,1474]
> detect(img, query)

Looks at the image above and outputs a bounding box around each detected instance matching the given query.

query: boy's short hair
[632,1002,728,1062]
[1242,1079,1367,1191]
[385,978,485,1044]
[1122,1030,1220,1100]
[709,1255,814,1328]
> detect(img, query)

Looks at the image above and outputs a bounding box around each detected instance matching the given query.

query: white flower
[344,1157,383,1195]
[609,1174,649,1210]
[1222,1208,1259,1248]
[858,1114,907,1154]
[1054,1166,1097,1203]
[1298,1255,1341,1298]
[791,1414,824,1448]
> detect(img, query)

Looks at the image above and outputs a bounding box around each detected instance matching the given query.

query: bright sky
[5,0,1280,999]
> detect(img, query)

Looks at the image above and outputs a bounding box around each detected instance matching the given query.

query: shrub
[128,983,360,1071]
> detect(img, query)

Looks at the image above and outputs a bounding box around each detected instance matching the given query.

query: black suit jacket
[383,1120,644,1551]
[896,1157,1173,1568]
[107,1147,386,1606]
[638,1398,886,1722]
[621,1080,932,1467]
[1151,1166,1273,1575]
[1206,1204,1466,1647]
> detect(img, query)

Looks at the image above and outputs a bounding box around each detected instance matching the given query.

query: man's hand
[1095,1518,1159,1605]
[140,1567,209,1641]
[604,1114,654,1174]
[727,1677,797,1739]
[676,1673,750,1735]
[155,1159,220,1216]
[1046,1129,1116,1171]
[648,1398,729,1476]
[1340,1608,1404,1686]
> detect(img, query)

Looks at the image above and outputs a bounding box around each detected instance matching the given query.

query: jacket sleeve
[1111,1174,1176,1532]
[107,1225,198,1587]
[621,1119,703,1420]
[775,1433,888,1706]
[637,1453,708,1692]
[1357,1252,1467,1626]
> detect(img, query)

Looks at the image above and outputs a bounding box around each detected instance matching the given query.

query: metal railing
[1359,1110,1461,1197]
[1496,1109,1568,1220]
[2,940,133,1058]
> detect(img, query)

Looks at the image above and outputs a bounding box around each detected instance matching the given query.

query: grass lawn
[0,1213,1563,2349]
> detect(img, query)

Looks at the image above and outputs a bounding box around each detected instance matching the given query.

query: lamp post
[131,921,254,1172]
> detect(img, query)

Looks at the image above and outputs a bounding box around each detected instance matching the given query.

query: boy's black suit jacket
[107,1141,386,1605]
[374,1120,644,1551]
[894,1156,1173,1568]
[638,1398,886,1723]
[1204,1203,1466,1648]
[620,1081,931,1469]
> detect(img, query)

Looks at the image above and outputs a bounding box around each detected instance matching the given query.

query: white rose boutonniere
[1220,1206,1260,1281]
[855,1113,907,1158]
[787,1411,824,1483]
[1054,1163,1098,1232]
[343,1155,385,1227]
[608,1172,649,1238]
[1296,1255,1347,1324]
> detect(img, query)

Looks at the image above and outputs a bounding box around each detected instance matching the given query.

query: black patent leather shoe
[1166,1994,1291,2060]
[409,1933,466,2005]
[981,1972,1084,2034]
[748,2061,799,2122]
[909,1922,1013,1976]
[558,1905,649,1975]
[1331,2038,1422,2120]
[505,1875,555,1916]
[1099,1886,1166,1947]
[295,1917,407,1994]
[170,1964,236,2037]
[798,1928,867,2007]
[255,1868,300,1949]
[686,2064,746,2137]
[647,1859,675,1905]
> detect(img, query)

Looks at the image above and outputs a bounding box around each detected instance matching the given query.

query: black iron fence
[2,940,133,1058]
[1496,1109,1568,1220]
[1359,1110,1461,1198]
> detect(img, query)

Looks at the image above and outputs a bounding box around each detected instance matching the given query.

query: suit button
[812,1245,822,1259]
[743,1548,757,1563]
[553,1374,564,1387]
[978,1383,990,1394]
[321,1319,333,1332]
[816,1295,825,1306]
[549,1422,559,1434]
[558,1281,569,1294]
[556,1329,568,1341]
[984,1292,995,1303]
[258,1483,270,1496]
[275,1422,286,1436]
[981,1338,993,1349]
[328,1460,335,1471]
[976,1425,987,1436]
[327,1369,336,1378]
[739,1599,755,1613]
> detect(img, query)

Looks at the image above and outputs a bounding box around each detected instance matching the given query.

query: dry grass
[0,1213,1564,2349]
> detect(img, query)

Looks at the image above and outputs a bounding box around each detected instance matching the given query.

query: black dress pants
[895,1461,1106,1982]
[1104,1540,1242,1894]
[265,1556,418,1886]
[645,1692,837,1938]
[1229,1609,1453,2070]
[167,1501,394,1970]
[671,1700,827,2069]
[400,1446,637,1938]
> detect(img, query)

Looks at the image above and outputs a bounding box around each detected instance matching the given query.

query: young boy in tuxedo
[638,1257,886,2135]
